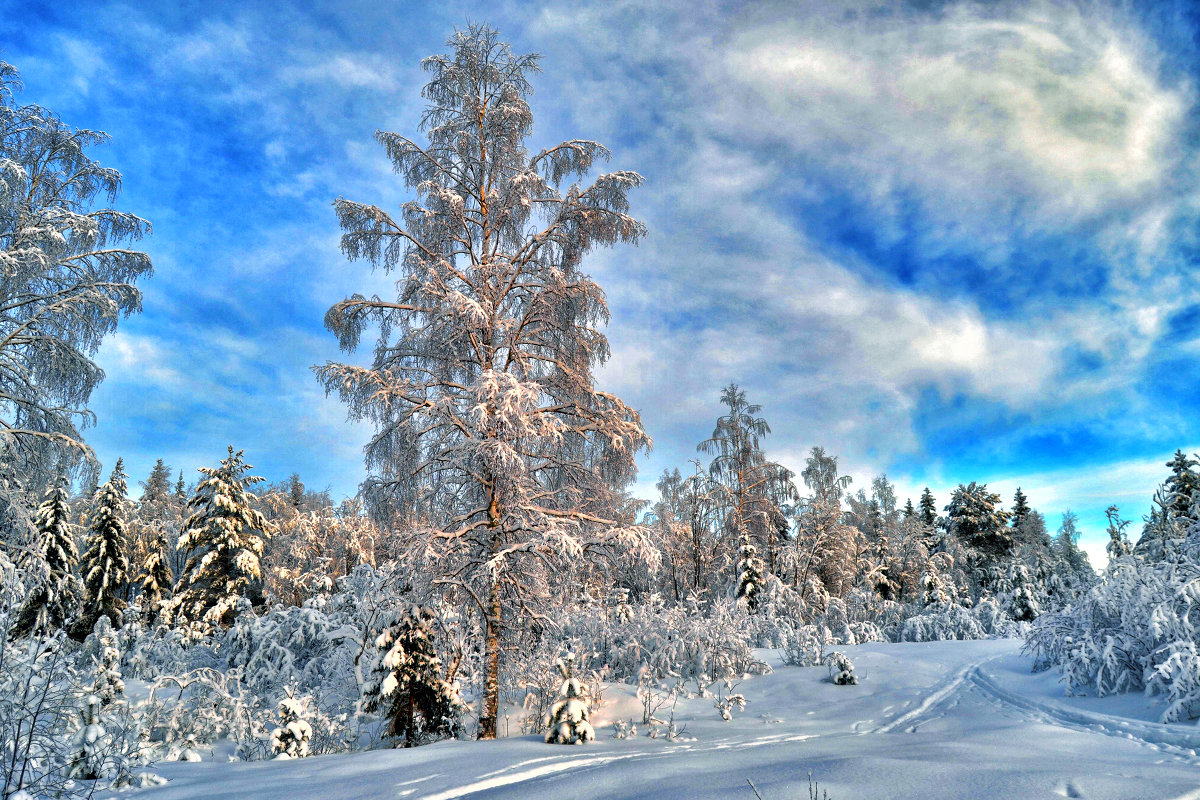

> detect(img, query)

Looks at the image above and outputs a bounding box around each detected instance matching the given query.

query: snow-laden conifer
[137,528,173,623]
[77,459,129,635]
[170,447,270,632]
[270,690,313,759]
[361,605,462,747]
[545,654,595,744]
[918,487,938,528]
[67,695,107,781]
[316,25,654,738]
[10,476,81,638]
[945,482,1011,579]
[828,652,858,685]
[1001,563,1040,622]
[735,532,763,610]
[84,615,125,705]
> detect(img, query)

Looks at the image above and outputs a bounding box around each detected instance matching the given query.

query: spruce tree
[1010,488,1031,529]
[918,488,938,528]
[1162,450,1200,523]
[734,529,763,610]
[361,605,462,747]
[141,459,172,503]
[545,654,595,744]
[77,459,129,636]
[287,473,305,509]
[945,482,1012,562]
[170,447,270,631]
[903,498,916,519]
[138,528,173,623]
[10,476,81,638]
[1003,563,1040,622]
[174,470,187,504]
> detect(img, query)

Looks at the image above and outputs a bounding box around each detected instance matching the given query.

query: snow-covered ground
[127,640,1200,800]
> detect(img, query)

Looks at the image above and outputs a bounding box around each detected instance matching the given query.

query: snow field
[127,639,1200,800]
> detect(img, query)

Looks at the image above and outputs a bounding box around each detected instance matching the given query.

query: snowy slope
[126,640,1200,800]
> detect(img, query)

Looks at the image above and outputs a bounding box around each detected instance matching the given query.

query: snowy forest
[4,20,1200,800]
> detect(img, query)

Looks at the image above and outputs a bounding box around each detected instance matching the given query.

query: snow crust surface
[126,640,1200,800]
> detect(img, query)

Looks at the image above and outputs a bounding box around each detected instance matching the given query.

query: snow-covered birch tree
[0,62,151,493]
[316,25,652,739]
[698,385,795,589]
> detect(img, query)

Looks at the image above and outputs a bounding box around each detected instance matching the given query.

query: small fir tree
[829,652,858,685]
[67,695,107,781]
[170,447,270,631]
[921,571,951,608]
[77,459,130,635]
[137,528,173,623]
[287,473,305,508]
[903,498,916,519]
[361,605,462,747]
[270,689,313,759]
[545,654,595,744]
[735,531,763,611]
[1003,563,1040,622]
[10,475,82,638]
[86,615,125,705]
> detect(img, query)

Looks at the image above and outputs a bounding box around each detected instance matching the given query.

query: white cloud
[718,4,1190,226]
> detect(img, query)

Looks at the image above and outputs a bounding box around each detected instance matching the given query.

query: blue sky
[5,0,1200,565]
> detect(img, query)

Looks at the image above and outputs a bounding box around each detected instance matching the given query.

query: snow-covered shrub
[223,602,359,706]
[972,597,1027,639]
[1025,528,1200,722]
[611,719,637,739]
[827,652,858,685]
[0,630,143,797]
[561,597,769,685]
[712,679,746,720]
[635,664,682,726]
[781,623,827,667]
[1,634,87,798]
[544,655,595,745]
[140,667,273,761]
[899,603,986,642]
[122,622,192,681]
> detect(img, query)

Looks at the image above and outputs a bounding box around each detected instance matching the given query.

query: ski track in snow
[870,652,1200,766]
[422,732,819,798]
[420,752,656,800]
[869,659,977,735]
[966,664,1200,764]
